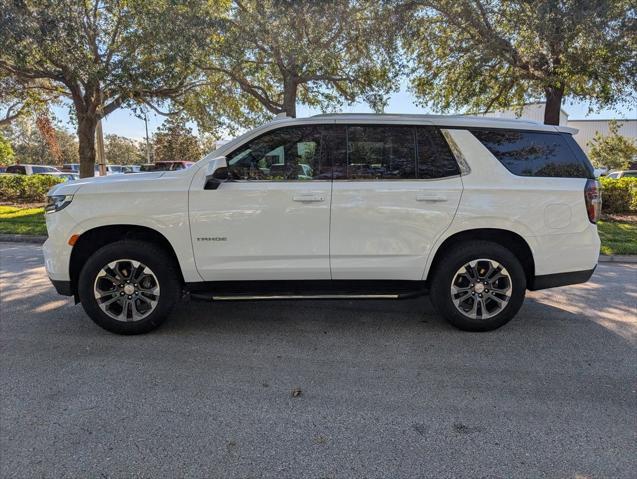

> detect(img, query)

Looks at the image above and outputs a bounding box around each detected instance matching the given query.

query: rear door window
[344,125,416,180]
[470,129,594,178]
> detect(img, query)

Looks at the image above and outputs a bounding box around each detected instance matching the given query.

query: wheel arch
[425,228,535,284]
[69,225,184,297]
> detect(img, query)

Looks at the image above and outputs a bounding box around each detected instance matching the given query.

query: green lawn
[1,205,636,256]
[0,205,47,236]
[597,219,637,256]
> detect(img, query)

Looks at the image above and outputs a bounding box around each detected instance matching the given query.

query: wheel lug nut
[128,295,132,299]
[120,292,124,296]
[479,294,483,297]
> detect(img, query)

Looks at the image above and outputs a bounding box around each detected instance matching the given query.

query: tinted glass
[227,126,327,180]
[416,127,460,178]
[624,172,637,178]
[6,165,26,174]
[32,166,57,173]
[471,129,594,178]
[344,126,415,179]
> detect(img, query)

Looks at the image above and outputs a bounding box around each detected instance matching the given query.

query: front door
[329,124,463,280]
[189,125,334,281]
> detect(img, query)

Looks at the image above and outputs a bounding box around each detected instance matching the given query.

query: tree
[0,0,224,177]
[0,132,15,165]
[105,134,144,165]
[2,114,79,165]
[153,115,201,163]
[0,73,61,127]
[189,0,400,132]
[401,0,636,125]
[587,120,637,171]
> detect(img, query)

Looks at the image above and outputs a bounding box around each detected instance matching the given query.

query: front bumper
[50,278,73,296]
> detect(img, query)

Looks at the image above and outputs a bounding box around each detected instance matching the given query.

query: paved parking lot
[1,242,636,478]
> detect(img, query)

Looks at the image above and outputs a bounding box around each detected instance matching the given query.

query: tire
[429,240,526,332]
[77,240,181,334]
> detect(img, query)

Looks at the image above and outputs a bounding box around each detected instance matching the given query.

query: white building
[479,102,637,155]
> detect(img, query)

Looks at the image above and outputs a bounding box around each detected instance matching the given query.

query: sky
[51,83,637,141]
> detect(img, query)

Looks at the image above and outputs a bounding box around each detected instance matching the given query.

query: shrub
[599,176,637,214]
[0,174,64,203]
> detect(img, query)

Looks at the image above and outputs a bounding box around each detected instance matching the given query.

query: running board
[191,293,406,301]
[185,280,429,302]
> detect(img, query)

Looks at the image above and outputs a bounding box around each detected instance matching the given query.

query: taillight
[584,179,601,223]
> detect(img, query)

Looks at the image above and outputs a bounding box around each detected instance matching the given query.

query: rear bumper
[528,266,596,291]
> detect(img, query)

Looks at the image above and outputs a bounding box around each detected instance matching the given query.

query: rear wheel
[430,241,526,331]
[78,240,181,334]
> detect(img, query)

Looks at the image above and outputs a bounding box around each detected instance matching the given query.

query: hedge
[1,171,635,214]
[0,174,64,203]
[599,176,637,214]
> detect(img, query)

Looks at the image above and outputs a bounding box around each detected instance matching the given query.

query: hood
[48,171,166,196]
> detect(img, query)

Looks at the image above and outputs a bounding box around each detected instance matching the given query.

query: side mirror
[212,167,229,180]
[204,157,230,190]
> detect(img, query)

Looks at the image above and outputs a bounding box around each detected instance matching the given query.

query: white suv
[43,114,601,334]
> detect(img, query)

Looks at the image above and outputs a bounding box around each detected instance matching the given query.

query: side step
[190,292,410,301]
[186,280,429,302]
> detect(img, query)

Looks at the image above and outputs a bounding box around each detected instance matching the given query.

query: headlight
[45,195,73,213]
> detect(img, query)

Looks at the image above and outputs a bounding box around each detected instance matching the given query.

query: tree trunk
[543,87,564,125]
[282,77,297,118]
[77,115,97,178]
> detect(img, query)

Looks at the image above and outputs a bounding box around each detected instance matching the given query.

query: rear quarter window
[470,129,594,179]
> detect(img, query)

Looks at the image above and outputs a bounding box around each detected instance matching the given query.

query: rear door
[329,124,463,280]
[189,125,335,281]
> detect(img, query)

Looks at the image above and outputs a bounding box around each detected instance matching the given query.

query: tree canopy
[0,0,224,176]
[0,132,15,166]
[187,0,401,133]
[105,134,144,165]
[153,115,202,163]
[401,0,636,124]
[588,120,637,171]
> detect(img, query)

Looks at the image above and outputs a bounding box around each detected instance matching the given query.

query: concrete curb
[1,234,636,264]
[599,255,637,264]
[0,234,47,244]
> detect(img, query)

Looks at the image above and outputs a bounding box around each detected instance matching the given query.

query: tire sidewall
[430,241,527,332]
[78,241,180,334]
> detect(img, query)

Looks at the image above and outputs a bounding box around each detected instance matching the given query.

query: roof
[206,113,576,161]
[300,113,573,133]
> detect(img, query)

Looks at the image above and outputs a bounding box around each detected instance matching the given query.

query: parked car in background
[62,163,125,176]
[0,166,6,173]
[606,170,637,179]
[122,165,141,173]
[5,164,61,175]
[139,164,156,172]
[43,114,600,335]
[153,161,195,171]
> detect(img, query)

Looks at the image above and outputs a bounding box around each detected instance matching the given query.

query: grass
[0,204,636,255]
[597,218,637,256]
[0,205,47,236]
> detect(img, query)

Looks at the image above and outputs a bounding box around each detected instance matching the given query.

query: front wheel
[77,240,181,334]
[429,241,526,332]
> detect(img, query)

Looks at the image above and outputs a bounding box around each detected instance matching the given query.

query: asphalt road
[1,242,636,479]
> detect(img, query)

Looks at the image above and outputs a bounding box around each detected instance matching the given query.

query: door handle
[293,194,325,202]
[416,194,447,202]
